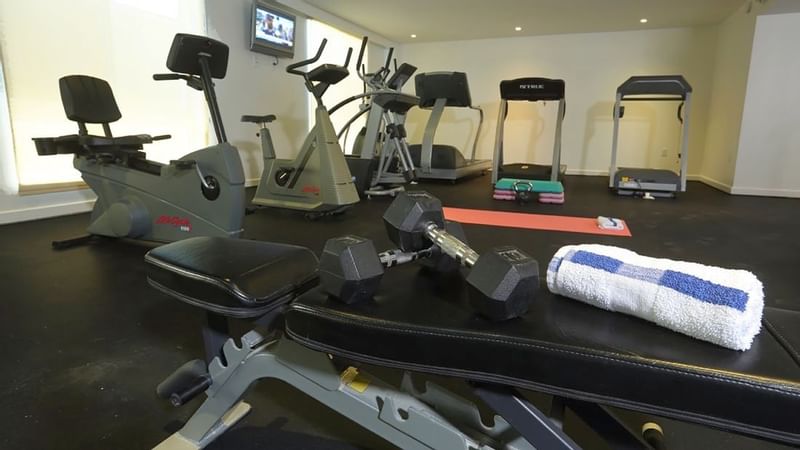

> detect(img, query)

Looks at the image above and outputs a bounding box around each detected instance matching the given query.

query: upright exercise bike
[244,39,359,215]
[330,36,419,197]
[33,34,245,248]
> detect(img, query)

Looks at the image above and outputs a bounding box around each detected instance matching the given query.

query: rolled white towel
[546,244,764,351]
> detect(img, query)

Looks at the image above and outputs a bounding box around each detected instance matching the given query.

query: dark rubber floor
[0,175,798,450]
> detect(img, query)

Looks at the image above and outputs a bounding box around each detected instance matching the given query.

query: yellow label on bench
[340,366,370,393]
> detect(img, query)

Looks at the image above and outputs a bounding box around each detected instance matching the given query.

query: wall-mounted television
[250,1,296,58]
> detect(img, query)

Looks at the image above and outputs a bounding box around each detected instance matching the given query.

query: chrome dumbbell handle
[423,223,479,267]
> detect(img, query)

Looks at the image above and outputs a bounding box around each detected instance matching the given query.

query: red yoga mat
[443,207,632,237]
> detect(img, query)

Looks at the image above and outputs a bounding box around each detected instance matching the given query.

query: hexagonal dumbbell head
[319,235,385,304]
[466,246,539,321]
[382,191,446,252]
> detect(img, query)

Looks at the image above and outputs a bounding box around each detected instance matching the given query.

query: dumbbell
[320,192,539,320]
[381,191,539,320]
[319,234,453,305]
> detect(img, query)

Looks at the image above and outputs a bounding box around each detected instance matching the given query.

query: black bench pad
[285,264,800,445]
[146,237,318,318]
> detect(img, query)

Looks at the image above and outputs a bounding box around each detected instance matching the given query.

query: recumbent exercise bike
[34,34,246,248]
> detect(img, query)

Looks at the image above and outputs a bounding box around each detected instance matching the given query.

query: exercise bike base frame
[250,106,359,213]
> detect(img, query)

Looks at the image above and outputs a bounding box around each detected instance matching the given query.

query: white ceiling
[302,0,748,43]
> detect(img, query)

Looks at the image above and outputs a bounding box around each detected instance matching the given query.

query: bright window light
[0,0,207,188]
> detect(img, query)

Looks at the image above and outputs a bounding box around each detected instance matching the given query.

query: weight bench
[147,237,800,449]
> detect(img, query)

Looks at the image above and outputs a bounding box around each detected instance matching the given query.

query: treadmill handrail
[468,106,483,162]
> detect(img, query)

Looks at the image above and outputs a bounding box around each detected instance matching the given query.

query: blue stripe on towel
[569,250,622,272]
[564,250,748,312]
[547,257,563,277]
[660,270,748,311]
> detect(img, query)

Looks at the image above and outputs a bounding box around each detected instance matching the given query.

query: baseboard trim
[729,185,800,198]
[0,199,95,225]
[686,174,732,193]
[564,168,607,176]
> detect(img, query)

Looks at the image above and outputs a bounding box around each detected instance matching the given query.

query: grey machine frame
[411,72,491,181]
[248,39,360,213]
[491,77,567,184]
[609,75,693,197]
[331,36,419,197]
[33,34,246,249]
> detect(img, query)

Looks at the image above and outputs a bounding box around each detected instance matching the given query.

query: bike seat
[307,64,349,85]
[33,134,160,155]
[80,134,160,148]
[241,114,277,124]
[145,237,319,319]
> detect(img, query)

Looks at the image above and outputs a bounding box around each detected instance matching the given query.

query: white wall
[732,12,800,197]
[206,0,311,183]
[699,1,759,191]
[398,27,716,177]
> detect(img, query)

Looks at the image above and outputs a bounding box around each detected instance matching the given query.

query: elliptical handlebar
[287,38,328,76]
[383,47,394,75]
[355,36,368,78]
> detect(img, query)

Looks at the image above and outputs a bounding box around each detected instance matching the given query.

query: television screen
[250,2,295,58]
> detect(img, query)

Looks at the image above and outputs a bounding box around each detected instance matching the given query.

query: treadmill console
[500,77,565,102]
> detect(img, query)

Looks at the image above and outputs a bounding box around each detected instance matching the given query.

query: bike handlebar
[287,38,328,75]
[343,47,353,68]
[153,73,182,81]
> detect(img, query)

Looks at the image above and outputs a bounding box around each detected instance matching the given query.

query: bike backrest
[59,75,121,124]
[166,33,229,79]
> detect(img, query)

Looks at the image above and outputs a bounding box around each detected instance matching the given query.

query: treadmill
[609,75,692,197]
[407,72,491,181]
[491,77,567,184]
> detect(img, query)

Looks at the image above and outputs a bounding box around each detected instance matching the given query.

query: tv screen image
[254,6,294,50]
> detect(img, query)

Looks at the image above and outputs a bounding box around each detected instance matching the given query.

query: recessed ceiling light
[514,26,522,31]
[410,34,417,38]
[640,18,648,23]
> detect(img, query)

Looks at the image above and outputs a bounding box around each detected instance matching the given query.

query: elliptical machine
[330,36,419,198]
[33,34,246,248]
[245,39,359,215]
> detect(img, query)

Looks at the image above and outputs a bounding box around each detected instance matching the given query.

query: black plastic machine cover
[415,71,472,108]
[500,77,565,101]
[167,33,229,78]
[617,75,692,98]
